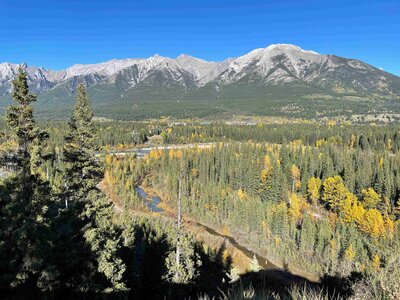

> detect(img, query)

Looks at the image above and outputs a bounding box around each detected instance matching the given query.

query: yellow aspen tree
[260,169,268,183]
[264,155,272,171]
[372,255,381,270]
[322,176,349,211]
[341,193,356,223]
[359,209,385,237]
[105,155,113,165]
[379,157,384,168]
[290,164,301,193]
[288,193,302,221]
[385,218,395,238]
[307,177,321,204]
[341,193,366,225]
[361,187,381,209]
[174,149,183,159]
[169,149,175,159]
[316,139,326,148]
[345,243,356,261]
[352,200,366,226]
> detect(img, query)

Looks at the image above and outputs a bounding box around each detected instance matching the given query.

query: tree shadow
[226,269,363,299]
[319,271,363,298]
[125,223,232,300]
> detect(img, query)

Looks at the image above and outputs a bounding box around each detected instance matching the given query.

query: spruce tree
[164,163,201,284]
[55,84,127,294]
[0,66,54,293]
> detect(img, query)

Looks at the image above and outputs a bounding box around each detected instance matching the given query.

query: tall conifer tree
[55,84,127,294]
[0,66,53,293]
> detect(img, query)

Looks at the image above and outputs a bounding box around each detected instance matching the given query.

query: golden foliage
[289,139,303,148]
[307,177,321,204]
[385,218,395,238]
[149,149,163,160]
[190,168,199,178]
[328,212,338,228]
[290,164,301,192]
[237,189,248,201]
[260,156,274,185]
[290,164,300,180]
[315,139,327,148]
[168,149,183,159]
[288,193,302,221]
[260,169,269,183]
[379,157,384,168]
[327,120,336,126]
[341,193,365,224]
[105,155,113,165]
[359,209,385,237]
[264,155,272,172]
[322,176,349,211]
[345,243,356,261]
[361,187,381,209]
[372,255,381,270]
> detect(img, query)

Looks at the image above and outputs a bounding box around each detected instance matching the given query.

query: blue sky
[0,0,399,75]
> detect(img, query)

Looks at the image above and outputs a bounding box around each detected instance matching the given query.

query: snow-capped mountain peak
[176,54,217,80]
[217,44,328,84]
[0,43,399,100]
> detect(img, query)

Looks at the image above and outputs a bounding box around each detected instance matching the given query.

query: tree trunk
[175,159,183,281]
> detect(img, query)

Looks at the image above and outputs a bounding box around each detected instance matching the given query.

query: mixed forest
[0,67,400,299]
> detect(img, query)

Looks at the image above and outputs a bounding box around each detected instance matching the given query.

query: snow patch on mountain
[1,43,399,97]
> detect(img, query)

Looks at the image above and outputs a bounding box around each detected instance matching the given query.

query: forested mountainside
[1,44,400,120]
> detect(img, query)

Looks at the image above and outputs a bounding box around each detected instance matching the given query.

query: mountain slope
[1,44,399,120]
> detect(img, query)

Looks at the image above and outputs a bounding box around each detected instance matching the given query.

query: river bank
[100,179,319,284]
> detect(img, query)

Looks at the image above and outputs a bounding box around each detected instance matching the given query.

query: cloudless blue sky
[0,0,399,74]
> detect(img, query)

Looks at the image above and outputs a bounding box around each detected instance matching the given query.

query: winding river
[134,186,276,270]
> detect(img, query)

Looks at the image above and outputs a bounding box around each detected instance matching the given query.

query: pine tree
[343,159,356,193]
[55,84,127,293]
[164,232,202,284]
[164,160,202,284]
[60,84,102,209]
[0,66,55,292]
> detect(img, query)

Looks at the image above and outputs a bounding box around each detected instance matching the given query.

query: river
[134,186,276,270]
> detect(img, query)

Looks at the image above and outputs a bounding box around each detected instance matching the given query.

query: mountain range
[1,44,400,120]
